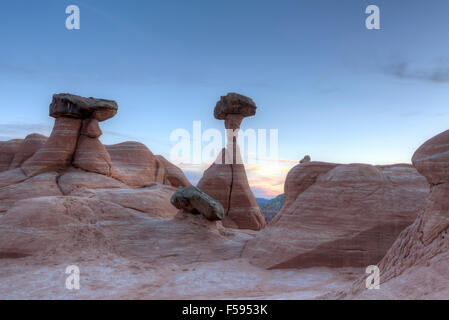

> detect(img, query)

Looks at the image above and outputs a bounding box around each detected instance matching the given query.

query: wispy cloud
[384,60,449,84]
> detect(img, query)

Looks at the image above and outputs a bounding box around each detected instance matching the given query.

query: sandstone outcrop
[2,94,189,190]
[197,93,266,231]
[106,142,164,186]
[333,129,449,299]
[0,94,190,217]
[0,192,249,264]
[171,185,225,221]
[74,184,180,219]
[0,140,23,172]
[8,134,47,169]
[0,172,62,213]
[0,94,223,272]
[156,155,191,188]
[243,162,429,269]
[57,168,127,195]
[412,129,449,185]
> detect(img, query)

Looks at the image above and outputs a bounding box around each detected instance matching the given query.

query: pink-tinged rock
[0,196,136,257]
[335,183,449,299]
[0,140,22,173]
[73,135,113,176]
[106,142,164,187]
[197,94,265,230]
[0,172,62,213]
[71,184,179,219]
[9,134,48,169]
[57,167,127,195]
[273,161,337,224]
[0,168,28,188]
[198,151,266,231]
[80,118,102,138]
[156,155,190,188]
[412,129,449,185]
[21,118,82,177]
[0,195,249,265]
[243,163,429,269]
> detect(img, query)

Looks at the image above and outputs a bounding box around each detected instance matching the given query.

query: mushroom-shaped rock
[170,185,225,221]
[50,93,118,122]
[214,93,257,129]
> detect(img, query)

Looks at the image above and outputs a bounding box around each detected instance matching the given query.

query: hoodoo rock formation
[0,93,254,280]
[197,93,266,231]
[243,160,429,269]
[334,128,449,299]
[0,93,190,218]
[1,93,190,188]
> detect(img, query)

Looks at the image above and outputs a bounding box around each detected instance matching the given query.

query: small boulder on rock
[170,185,225,221]
[300,155,311,164]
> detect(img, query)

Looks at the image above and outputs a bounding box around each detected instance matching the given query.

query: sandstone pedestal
[197,93,266,231]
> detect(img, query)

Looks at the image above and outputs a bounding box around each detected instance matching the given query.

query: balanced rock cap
[50,93,118,122]
[214,93,257,120]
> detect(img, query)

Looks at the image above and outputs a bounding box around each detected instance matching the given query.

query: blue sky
[1,0,449,197]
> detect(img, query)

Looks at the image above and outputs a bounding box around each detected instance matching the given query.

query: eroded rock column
[197,93,266,231]
[21,93,118,177]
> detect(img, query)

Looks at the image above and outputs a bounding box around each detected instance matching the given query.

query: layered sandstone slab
[0,193,249,265]
[0,172,62,213]
[72,184,179,219]
[0,168,28,188]
[243,162,428,269]
[57,168,127,195]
